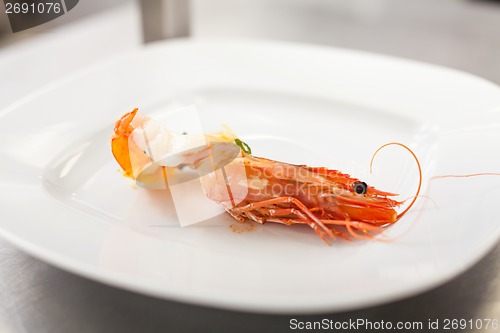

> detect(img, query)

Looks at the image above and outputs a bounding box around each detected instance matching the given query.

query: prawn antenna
[369,142,422,221]
[430,172,500,180]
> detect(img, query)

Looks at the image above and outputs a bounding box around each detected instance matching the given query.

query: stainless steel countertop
[1,0,500,332]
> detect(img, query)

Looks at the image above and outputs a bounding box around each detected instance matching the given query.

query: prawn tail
[111,108,152,179]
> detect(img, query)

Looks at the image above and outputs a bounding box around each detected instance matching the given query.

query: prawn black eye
[353,181,368,195]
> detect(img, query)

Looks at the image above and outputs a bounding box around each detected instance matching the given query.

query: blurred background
[1,0,500,110]
[1,0,500,332]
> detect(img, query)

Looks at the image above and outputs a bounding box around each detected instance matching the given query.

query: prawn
[111,108,422,243]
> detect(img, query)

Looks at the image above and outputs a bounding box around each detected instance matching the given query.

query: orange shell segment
[111,108,151,179]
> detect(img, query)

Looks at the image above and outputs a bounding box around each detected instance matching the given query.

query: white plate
[1,40,500,314]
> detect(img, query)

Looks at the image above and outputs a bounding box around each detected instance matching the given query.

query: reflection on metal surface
[139,0,190,43]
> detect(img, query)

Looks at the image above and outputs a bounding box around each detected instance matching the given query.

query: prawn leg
[255,208,379,241]
[267,217,336,244]
[254,207,337,240]
[256,209,338,243]
[320,219,384,239]
[254,206,383,240]
[230,197,336,241]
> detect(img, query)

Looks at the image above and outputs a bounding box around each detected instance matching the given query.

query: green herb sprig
[234,138,252,154]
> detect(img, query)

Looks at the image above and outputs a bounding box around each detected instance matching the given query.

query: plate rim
[1,38,500,314]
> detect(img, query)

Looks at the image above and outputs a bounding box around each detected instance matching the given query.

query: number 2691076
[5,2,62,14]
